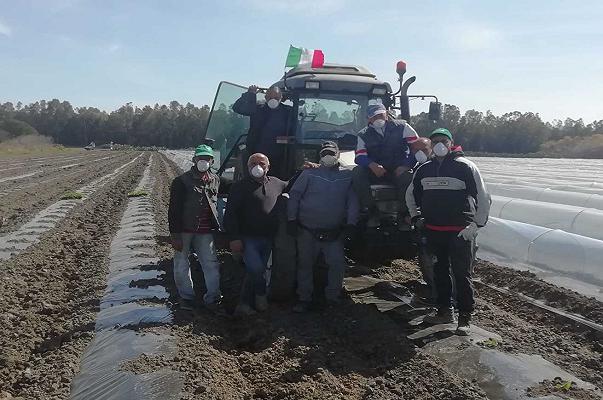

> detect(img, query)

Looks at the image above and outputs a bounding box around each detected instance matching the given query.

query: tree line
[0,99,602,157]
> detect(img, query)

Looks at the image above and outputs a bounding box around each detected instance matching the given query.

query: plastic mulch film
[477,217,603,286]
[70,157,182,400]
[490,195,603,241]
[487,183,603,211]
[161,150,192,172]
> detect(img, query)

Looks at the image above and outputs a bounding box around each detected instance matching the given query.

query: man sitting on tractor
[352,103,419,219]
[233,85,293,178]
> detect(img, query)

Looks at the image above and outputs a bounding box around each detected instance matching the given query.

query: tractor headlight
[305,81,320,89]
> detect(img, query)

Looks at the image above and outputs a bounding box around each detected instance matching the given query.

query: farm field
[0,151,601,400]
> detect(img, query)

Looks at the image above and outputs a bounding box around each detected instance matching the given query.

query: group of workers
[168,85,490,335]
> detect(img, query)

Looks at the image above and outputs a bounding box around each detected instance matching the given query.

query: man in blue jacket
[287,141,359,312]
[352,103,419,217]
[406,128,490,335]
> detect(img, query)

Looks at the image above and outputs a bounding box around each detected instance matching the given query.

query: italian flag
[285,45,324,68]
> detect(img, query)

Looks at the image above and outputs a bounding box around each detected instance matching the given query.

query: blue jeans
[173,233,221,304]
[240,236,272,305]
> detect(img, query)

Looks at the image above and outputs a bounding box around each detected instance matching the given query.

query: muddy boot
[456,313,471,336]
[234,303,257,317]
[255,295,268,312]
[178,298,194,311]
[204,301,227,316]
[423,307,455,324]
[293,301,311,313]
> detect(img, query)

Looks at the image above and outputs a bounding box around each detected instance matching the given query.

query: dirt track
[0,150,601,399]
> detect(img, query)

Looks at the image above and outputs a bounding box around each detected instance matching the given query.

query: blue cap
[367,103,387,119]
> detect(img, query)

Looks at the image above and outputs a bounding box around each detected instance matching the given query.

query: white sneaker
[234,303,257,316]
[255,295,268,312]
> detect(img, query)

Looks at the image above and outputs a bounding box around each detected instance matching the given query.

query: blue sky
[1,0,602,122]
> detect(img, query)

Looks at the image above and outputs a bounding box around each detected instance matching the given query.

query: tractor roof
[273,63,392,94]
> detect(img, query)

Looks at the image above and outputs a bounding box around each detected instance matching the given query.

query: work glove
[458,222,479,241]
[411,216,425,231]
[287,220,298,237]
[342,224,357,240]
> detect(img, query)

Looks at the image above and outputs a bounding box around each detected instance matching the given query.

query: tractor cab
[203,61,440,270]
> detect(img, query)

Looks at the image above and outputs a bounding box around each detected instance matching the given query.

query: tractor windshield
[296,93,368,147]
[204,82,249,167]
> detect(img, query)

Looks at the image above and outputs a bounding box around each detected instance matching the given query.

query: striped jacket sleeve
[458,157,491,227]
[354,136,373,167]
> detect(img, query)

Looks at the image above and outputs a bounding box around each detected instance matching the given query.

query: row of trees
[411,104,603,155]
[0,100,210,148]
[1,99,602,156]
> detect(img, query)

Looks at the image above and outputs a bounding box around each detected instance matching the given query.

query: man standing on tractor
[287,141,359,312]
[352,103,419,219]
[233,85,293,178]
[168,145,222,312]
[223,153,287,316]
[406,128,490,335]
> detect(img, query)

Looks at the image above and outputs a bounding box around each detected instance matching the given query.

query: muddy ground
[0,150,601,399]
[0,151,136,233]
[0,151,147,399]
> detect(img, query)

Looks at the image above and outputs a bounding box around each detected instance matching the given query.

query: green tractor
[204,61,441,300]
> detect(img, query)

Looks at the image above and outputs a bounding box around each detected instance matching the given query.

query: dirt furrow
[0,152,149,399]
[0,152,135,233]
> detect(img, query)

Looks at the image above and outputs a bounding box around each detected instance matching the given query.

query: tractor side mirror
[428,102,442,121]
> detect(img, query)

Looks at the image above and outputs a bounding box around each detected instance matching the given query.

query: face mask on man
[250,165,265,178]
[320,154,338,167]
[415,150,428,164]
[267,99,280,109]
[196,160,211,172]
[371,119,386,129]
[433,142,449,157]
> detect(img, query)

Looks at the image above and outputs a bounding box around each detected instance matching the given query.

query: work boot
[423,307,456,324]
[255,295,268,312]
[178,298,194,311]
[204,301,226,316]
[456,313,471,336]
[293,301,311,313]
[234,303,257,317]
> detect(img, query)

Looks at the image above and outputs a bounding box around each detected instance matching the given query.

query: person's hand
[248,85,259,93]
[171,238,183,252]
[458,222,479,241]
[230,240,244,253]
[369,162,387,178]
[342,224,357,240]
[302,161,320,169]
[394,166,410,177]
[411,216,425,231]
[287,220,298,237]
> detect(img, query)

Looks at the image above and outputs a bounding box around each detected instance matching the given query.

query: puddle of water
[416,325,602,399]
[70,155,182,400]
[0,155,143,262]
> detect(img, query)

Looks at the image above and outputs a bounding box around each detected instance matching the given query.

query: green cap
[194,144,214,158]
[429,128,453,141]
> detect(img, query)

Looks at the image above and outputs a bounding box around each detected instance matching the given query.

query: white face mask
[371,119,386,129]
[267,99,280,109]
[250,165,265,178]
[433,142,450,157]
[196,160,211,172]
[320,154,338,167]
[415,150,428,164]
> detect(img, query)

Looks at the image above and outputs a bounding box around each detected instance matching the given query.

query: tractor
[203,61,441,300]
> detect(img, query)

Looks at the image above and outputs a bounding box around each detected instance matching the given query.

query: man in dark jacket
[352,103,419,217]
[232,85,293,177]
[287,141,359,312]
[406,128,490,335]
[223,153,287,315]
[168,145,222,311]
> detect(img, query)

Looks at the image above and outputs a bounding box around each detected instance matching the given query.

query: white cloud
[107,43,122,53]
[245,0,346,16]
[0,20,12,37]
[450,25,503,51]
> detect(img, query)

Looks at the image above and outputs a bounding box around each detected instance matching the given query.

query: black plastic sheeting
[70,158,182,399]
